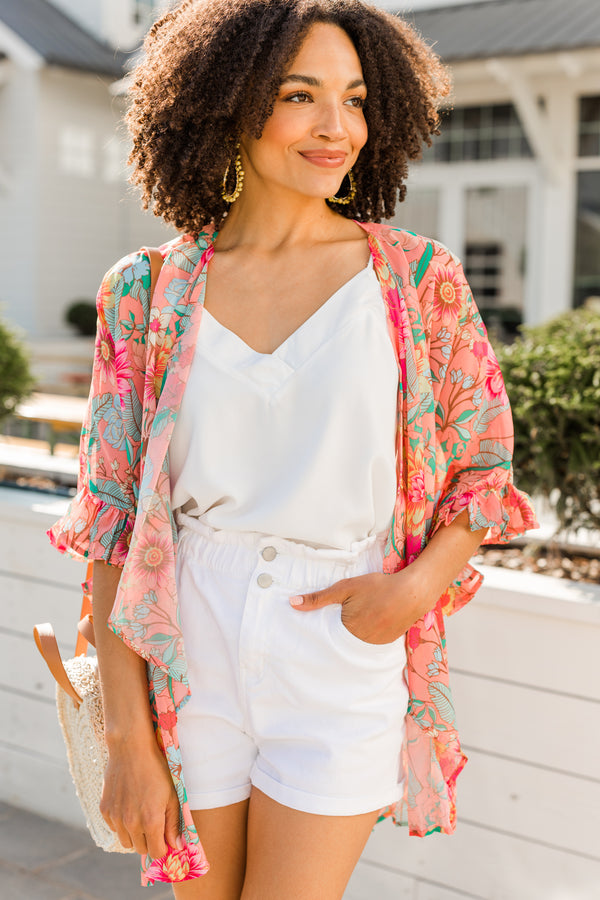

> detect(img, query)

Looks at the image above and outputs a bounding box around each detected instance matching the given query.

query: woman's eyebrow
[281,74,366,89]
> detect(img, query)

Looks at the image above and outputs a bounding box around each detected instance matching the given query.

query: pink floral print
[485,350,509,401]
[129,530,173,590]
[113,341,135,402]
[48,222,537,884]
[144,842,209,882]
[432,266,463,320]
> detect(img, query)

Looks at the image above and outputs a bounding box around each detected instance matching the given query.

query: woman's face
[240,22,368,203]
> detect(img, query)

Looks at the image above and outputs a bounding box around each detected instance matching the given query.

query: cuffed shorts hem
[187,783,252,810]
[250,765,404,817]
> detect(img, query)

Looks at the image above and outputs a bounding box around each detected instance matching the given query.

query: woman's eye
[346,96,366,109]
[282,91,365,108]
[285,91,312,103]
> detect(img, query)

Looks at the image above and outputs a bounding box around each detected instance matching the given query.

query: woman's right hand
[92,560,182,858]
[101,731,182,859]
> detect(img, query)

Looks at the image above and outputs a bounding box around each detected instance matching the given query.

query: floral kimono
[48,221,537,885]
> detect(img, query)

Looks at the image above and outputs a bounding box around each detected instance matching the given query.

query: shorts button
[261,546,277,562]
[257,573,273,588]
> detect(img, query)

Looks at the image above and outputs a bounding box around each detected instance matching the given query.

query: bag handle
[75,561,94,655]
[33,622,82,707]
[34,560,95,707]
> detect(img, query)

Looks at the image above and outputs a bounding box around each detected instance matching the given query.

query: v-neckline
[200,256,374,359]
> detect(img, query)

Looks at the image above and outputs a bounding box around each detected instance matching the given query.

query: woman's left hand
[289,512,489,644]
[289,571,432,644]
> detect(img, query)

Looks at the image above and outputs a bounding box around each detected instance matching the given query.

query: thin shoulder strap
[147,247,164,303]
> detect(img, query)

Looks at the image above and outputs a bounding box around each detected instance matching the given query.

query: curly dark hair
[126,0,450,232]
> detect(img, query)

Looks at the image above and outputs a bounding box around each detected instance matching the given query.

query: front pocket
[331,605,406,658]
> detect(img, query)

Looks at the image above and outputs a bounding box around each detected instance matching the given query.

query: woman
[48,1,537,897]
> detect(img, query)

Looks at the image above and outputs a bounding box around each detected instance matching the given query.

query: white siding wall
[36,67,173,340]
[0,62,175,342]
[1,487,599,898]
[0,62,41,336]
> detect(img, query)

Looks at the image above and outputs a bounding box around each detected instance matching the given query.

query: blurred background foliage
[497,308,600,534]
[0,315,36,426]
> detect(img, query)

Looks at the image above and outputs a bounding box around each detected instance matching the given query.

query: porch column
[487,58,577,322]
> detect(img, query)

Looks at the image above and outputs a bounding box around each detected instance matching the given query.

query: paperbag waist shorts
[175,512,409,816]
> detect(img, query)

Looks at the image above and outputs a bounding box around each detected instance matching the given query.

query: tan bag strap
[34,560,95,707]
[146,247,164,302]
[75,561,95,655]
[33,623,82,707]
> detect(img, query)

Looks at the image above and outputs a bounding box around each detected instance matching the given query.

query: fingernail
[176,835,184,851]
[289,595,304,607]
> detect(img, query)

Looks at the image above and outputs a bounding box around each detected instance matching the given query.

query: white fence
[1,486,599,900]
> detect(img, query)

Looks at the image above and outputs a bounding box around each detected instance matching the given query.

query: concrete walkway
[0,802,173,900]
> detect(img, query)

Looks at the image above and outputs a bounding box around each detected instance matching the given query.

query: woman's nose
[312,102,346,141]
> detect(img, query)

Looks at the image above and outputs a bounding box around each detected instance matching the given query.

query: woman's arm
[390,510,488,624]
[93,560,182,858]
[289,511,487,643]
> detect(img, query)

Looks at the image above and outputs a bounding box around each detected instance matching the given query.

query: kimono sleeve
[428,256,537,543]
[47,252,151,566]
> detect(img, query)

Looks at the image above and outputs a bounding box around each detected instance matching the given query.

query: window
[463,185,527,339]
[464,243,502,302]
[579,96,600,158]
[425,104,533,164]
[59,126,94,177]
[574,171,600,307]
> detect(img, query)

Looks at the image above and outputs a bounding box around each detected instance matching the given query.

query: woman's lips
[298,151,347,168]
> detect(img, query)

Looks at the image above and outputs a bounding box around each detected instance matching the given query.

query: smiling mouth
[298,151,347,168]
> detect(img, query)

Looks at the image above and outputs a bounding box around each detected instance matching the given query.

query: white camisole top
[169,258,398,551]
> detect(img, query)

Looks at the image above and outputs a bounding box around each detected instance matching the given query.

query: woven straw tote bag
[34,563,133,853]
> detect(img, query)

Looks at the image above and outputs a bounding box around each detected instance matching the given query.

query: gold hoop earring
[222,144,245,203]
[328,169,356,205]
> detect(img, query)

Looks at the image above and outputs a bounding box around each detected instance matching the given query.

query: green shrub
[65,300,97,336]
[496,308,600,533]
[0,315,36,426]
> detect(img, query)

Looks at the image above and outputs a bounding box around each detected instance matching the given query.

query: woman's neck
[215,182,354,254]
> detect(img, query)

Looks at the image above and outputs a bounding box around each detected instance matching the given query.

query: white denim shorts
[175,512,409,816]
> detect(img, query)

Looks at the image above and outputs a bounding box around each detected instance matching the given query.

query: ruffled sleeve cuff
[433,478,539,544]
[47,485,134,567]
